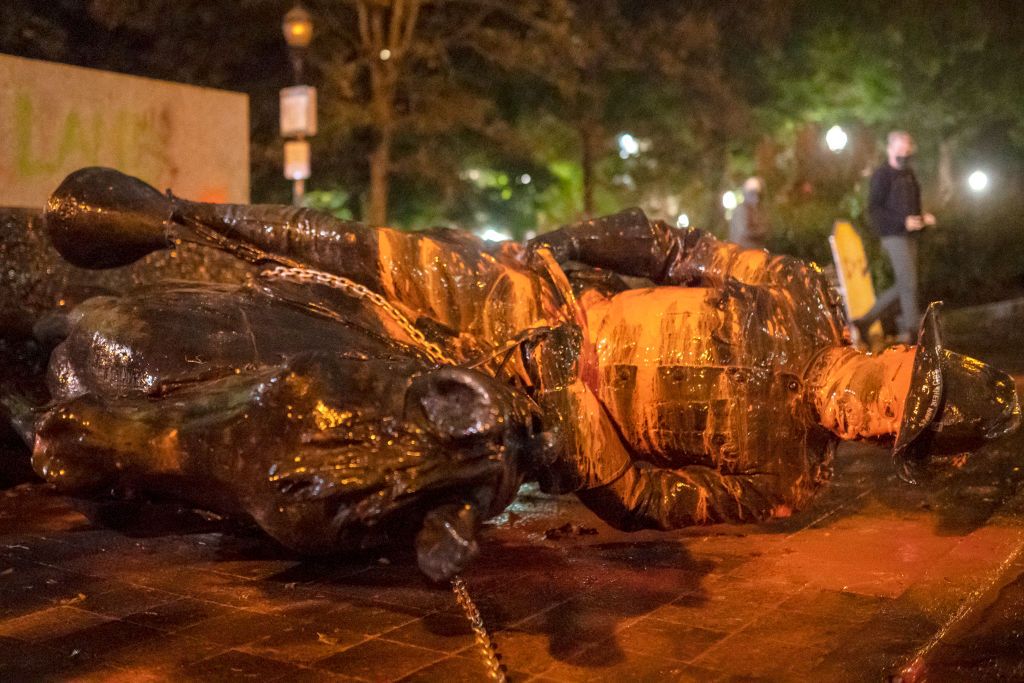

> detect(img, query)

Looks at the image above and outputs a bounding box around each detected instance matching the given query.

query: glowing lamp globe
[967,170,989,193]
[618,133,640,159]
[283,5,313,48]
[825,125,848,152]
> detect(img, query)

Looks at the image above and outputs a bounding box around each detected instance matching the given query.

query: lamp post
[281,4,315,205]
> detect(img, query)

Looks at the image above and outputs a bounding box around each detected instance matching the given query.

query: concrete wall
[0,54,249,209]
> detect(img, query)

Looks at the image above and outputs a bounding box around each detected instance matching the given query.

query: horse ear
[413,368,500,441]
[46,167,175,269]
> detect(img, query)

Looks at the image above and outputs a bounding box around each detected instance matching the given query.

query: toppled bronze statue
[10,167,1019,579]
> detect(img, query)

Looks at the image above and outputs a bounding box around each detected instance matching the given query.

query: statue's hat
[893,302,1020,482]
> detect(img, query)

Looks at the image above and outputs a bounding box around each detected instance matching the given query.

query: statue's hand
[415,503,481,582]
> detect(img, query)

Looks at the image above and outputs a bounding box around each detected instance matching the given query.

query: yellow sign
[829,220,882,343]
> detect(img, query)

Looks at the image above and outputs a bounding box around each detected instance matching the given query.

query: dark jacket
[868,163,922,237]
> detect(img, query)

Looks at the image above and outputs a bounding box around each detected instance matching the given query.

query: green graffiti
[11,90,171,180]
[14,93,52,176]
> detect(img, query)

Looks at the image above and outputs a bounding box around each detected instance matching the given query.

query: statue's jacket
[167,202,846,530]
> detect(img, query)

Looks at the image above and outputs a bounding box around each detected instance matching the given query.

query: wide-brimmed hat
[893,302,1021,482]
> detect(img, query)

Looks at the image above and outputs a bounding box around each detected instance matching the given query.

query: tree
[481,0,790,224]
[759,0,1024,206]
[306,0,564,226]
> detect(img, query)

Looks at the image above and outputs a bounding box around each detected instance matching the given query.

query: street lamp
[825,125,848,152]
[967,170,989,194]
[281,4,315,206]
[282,4,313,82]
[618,133,640,159]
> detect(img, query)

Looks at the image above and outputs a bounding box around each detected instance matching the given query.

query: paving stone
[308,599,428,636]
[381,610,475,653]
[776,586,893,623]
[0,605,112,641]
[517,597,657,663]
[178,649,309,681]
[123,596,232,632]
[649,577,796,633]
[731,605,867,652]
[275,666,366,682]
[42,618,166,661]
[0,635,70,675]
[72,583,178,618]
[614,616,726,663]
[237,621,367,664]
[543,644,719,682]
[177,610,304,648]
[491,607,579,675]
[314,637,445,680]
[63,665,168,682]
[690,629,827,680]
[104,633,229,672]
[397,654,500,682]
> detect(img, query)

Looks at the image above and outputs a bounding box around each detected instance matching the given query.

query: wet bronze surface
[3,168,1020,582]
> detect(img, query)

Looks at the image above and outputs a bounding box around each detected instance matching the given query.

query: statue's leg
[578,464,783,531]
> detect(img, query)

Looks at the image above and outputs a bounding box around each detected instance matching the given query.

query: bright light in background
[967,170,989,193]
[721,191,738,211]
[676,213,690,228]
[519,173,532,184]
[618,133,640,159]
[478,228,512,242]
[825,125,848,152]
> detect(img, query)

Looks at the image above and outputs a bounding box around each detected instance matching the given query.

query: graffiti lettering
[10,92,173,183]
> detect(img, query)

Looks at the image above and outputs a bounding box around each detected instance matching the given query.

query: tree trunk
[367,130,391,226]
[579,121,600,218]
[937,138,955,207]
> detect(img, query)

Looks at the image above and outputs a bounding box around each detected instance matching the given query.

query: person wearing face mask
[728,176,770,250]
[856,131,936,343]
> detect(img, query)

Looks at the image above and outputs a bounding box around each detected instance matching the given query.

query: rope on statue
[451,575,508,682]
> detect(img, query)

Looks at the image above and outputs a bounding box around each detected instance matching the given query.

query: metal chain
[259,265,454,366]
[452,575,508,682]
[261,265,509,678]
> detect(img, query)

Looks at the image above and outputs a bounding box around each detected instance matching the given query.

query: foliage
[302,0,567,226]
[302,188,355,220]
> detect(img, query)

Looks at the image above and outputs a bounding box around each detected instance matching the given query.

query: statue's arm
[531,208,836,291]
[528,208,690,283]
[532,208,845,332]
[178,203,507,330]
[180,202,396,292]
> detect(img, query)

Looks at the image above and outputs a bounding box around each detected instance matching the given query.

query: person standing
[728,177,769,250]
[855,131,935,343]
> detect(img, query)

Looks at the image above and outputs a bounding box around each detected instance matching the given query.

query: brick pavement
[1,417,1023,683]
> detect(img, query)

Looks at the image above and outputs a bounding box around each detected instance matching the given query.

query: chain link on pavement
[452,575,508,681]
